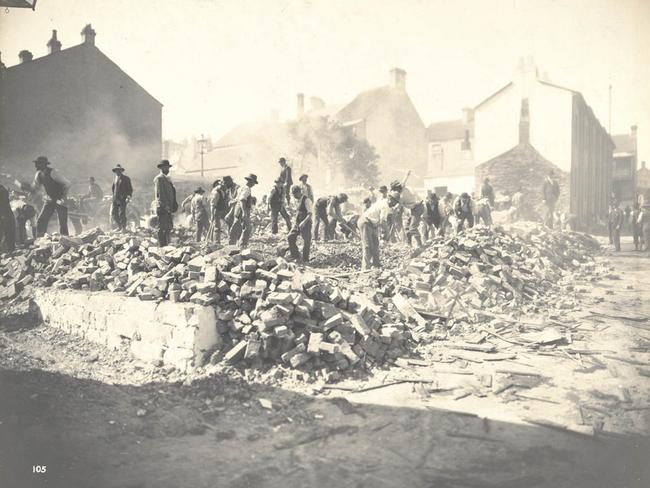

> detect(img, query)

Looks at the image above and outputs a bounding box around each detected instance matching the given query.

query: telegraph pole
[197,134,208,178]
[608,84,612,134]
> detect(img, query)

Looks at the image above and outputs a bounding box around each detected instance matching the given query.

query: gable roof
[474,82,514,109]
[5,42,162,106]
[427,119,473,141]
[335,86,392,123]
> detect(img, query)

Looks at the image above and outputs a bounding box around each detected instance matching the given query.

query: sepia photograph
[0,0,649,486]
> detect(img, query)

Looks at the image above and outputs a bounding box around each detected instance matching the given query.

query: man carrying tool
[229,173,258,247]
[32,156,70,236]
[268,177,291,234]
[153,159,177,246]
[278,157,293,206]
[454,192,475,232]
[111,164,133,231]
[313,196,330,241]
[358,190,400,269]
[287,185,313,263]
[390,179,423,248]
[326,193,354,240]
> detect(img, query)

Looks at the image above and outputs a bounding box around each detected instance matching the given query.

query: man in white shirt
[229,174,257,247]
[359,191,400,269]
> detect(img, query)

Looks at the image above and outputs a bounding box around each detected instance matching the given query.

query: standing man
[32,156,70,237]
[222,175,239,229]
[638,202,650,257]
[287,185,313,263]
[632,203,642,251]
[278,157,293,206]
[84,176,104,210]
[268,178,291,234]
[313,196,330,241]
[230,174,258,247]
[608,199,624,252]
[454,192,475,232]
[0,184,16,253]
[358,191,400,269]
[298,174,314,202]
[154,160,177,246]
[190,187,209,241]
[422,191,441,240]
[480,178,495,207]
[208,179,226,244]
[390,180,423,248]
[439,192,454,236]
[542,171,560,228]
[111,164,133,231]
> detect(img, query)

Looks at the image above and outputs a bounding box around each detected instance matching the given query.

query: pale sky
[1,0,649,165]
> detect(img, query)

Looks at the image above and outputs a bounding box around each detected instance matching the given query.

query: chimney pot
[18,50,33,64]
[81,24,96,45]
[296,93,305,119]
[390,68,406,90]
[47,29,62,54]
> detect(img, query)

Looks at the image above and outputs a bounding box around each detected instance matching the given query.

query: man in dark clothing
[480,178,495,207]
[542,172,560,228]
[154,160,177,246]
[11,193,36,246]
[32,156,70,236]
[278,157,293,206]
[268,178,291,234]
[422,191,441,240]
[326,193,352,240]
[0,184,16,253]
[454,192,475,232]
[608,199,624,251]
[208,179,227,244]
[222,175,240,229]
[111,164,133,231]
[313,196,330,241]
[287,185,313,263]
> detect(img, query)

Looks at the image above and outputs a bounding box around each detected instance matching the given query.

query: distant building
[423,108,474,195]
[184,68,427,188]
[473,59,613,227]
[0,25,162,184]
[611,126,638,206]
[638,161,650,198]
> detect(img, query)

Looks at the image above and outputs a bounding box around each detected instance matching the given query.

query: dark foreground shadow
[0,368,648,488]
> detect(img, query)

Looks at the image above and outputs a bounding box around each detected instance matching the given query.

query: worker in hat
[153,159,177,246]
[278,157,293,206]
[608,199,624,252]
[358,191,400,269]
[229,174,258,247]
[190,187,209,241]
[326,193,354,239]
[287,185,313,263]
[207,179,227,244]
[111,164,133,231]
[85,176,104,205]
[222,175,240,228]
[32,156,70,236]
[422,191,441,240]
[453,192,475,233]
[298,173,314,202]
[0,184,16,253]
[390,180,423,247]
[268,177,292,234]
[480,177,495,207]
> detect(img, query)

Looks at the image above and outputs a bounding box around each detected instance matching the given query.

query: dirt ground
[1,237,649,488]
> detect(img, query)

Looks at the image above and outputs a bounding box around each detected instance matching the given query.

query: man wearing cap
[268,177,291,234]
[278,157,293,206]
[190,187,209,241]
[326,193,353,239]
[32,156,70,236]
[299,174,314,202]
[359,191,400,269]
[229,174,258,247]
[154,160,177,246]
[222,175,240,228]
[208,179,227,244]
[390,180,423,247]
[85,176,104,204]
[111,164,133,231]
[454,192,475,233]
[287,185,313,263]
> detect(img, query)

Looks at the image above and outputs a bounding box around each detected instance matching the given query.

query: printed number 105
[33,466,47,473]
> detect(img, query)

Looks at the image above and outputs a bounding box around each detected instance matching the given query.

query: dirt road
[1,240,649,488]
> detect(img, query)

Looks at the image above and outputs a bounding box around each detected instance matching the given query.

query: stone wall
[33,289,219,371]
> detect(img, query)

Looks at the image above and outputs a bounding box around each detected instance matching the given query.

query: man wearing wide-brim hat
[153,159,177,246]
[32,156,70,237]
[190,186,209,242]
[268,177,291,235]
[298,173,314,202]
[111,164,133,231]
[229,173,258,247]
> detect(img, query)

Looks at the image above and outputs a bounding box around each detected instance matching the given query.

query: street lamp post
[197,134,208,178]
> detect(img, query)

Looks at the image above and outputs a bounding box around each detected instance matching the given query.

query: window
[429,143,443,173]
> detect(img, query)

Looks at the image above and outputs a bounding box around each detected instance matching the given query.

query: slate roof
[427,119,473,141]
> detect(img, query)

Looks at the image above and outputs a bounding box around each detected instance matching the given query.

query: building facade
[611,127,638,206]
[0,25,162,185]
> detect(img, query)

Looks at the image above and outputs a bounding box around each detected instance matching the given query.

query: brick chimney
[519,98,530,144]
[18,50,33,64]
[47,30,62,54]
[296,93,305,118]
[390,68,406,90]
[81,24,96,45]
